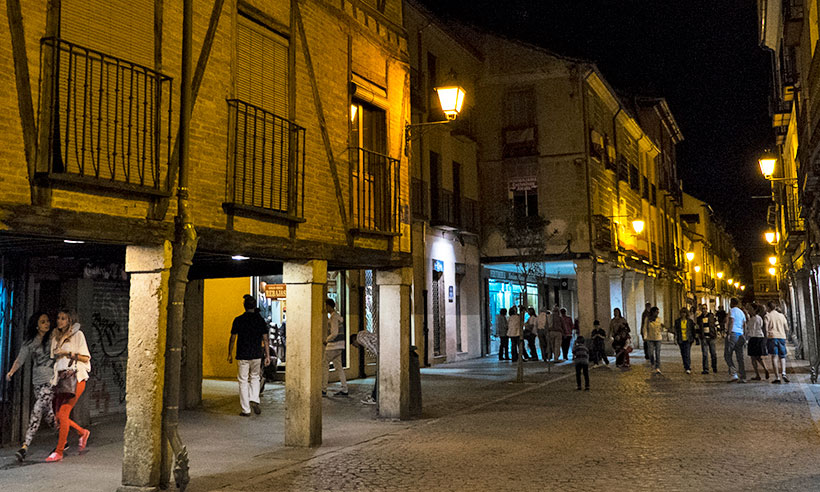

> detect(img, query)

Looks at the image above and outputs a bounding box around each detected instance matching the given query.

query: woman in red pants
[47,309,91,462]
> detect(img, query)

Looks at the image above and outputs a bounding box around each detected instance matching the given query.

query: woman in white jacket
[507,306,522,362]
[47,309,91,462]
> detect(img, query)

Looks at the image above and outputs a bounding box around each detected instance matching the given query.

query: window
[427,52,445,121]
[651,184,657,206]
[512,188,538,218]
[226,15,301,215]
[453,161,462,224]
[590,130,604,162]
[350,101,397,232]
[502,88,537,157]
[629,165,640,191]
[642,176,650,199]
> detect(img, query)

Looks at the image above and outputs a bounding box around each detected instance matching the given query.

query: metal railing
[38,37,173,192]
[461,197,479,233]
[226,100,305,217]
[349,147,399,233]
[411,177,427,219]
[431,188,456,227]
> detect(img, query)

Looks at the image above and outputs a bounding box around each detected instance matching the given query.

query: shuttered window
[237,15,289,118]
[61,0,154,67]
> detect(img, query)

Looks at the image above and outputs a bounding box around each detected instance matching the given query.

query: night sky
[418,0,773,283]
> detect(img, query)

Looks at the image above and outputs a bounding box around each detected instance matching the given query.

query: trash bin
[409,345,422,417]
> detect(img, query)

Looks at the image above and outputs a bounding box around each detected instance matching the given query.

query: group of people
[494,304,576,363]
[6,309,92,463]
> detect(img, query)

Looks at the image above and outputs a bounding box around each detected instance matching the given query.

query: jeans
[238,359,262,413]
[524,333,539,359]
[647,340,662,370]
[510,336,521,361]
[498,336,509,360]
[322,348,348,392]
[537,330,549,361]
[679,340,692,371]
[575,363,589,388]
[724,332,746,379]
[701,338,717,372]
[562,336,572,359]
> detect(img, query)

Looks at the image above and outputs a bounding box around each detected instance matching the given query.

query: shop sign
[265,283,287,299]
[433,260,445,273]
[448,285,454,302]
[508,176,537,191]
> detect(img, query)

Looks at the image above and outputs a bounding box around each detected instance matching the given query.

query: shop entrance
[432,269,446,357]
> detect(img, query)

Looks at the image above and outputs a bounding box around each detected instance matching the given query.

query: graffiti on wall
[86,281,129,416]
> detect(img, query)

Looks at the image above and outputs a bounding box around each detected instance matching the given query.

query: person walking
[725,298,747,383]
[523,307,539,361]
[560,308,574,360]
[765,301,790,384]
[322,298,349,396]
[590,320,609,366]
[746,303,770,381]
[536,307,550,362]
[694,303,718,374]
[548,305,563,362]
[674,307,695,374]
[349,331,379,405]
[573,336,590,390]
[228,295,271,416]
[716,305,728,338]
[642,306,664,374]
[47,309,91,462]
[507,306,522,362]
[496,308,509,361]
[640,302,652,359]
[6,311,56,462]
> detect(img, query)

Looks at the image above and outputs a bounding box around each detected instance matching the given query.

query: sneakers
[772,379,782,384]
[15,447,26,463]
[728,375,739,383]
[239,411,251,417]
[783,374,790,383]
[250,401,261,415]
[361,396,377,405]
[45,452,63,463]
[78,429,91,451]
[685,369,691,375]
[654,368,661,374]
[333,390,349,397]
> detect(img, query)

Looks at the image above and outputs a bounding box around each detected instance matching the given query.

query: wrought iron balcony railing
[349,147,400,234]
[225,100,306,220]
[431,188,456,228]
[38,37,173,195]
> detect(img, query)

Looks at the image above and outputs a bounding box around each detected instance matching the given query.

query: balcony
[502,125,538,158]
[223,100,306,222]
[431,188,457,229]
[617,155,629,183]
[37,37,173,196]
[460,197,479,233]
[349,147,400,235]
[411,177,428,220]
[592,215,614,252]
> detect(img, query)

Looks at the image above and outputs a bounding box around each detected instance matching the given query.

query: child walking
[573,336,590,390]
[590,320,609,366]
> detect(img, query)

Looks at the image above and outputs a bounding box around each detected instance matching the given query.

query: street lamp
[694,265,701,273]
[764,231,776,244]
[758,150,777,178]
[768,256,777,266]
[631,219,645,234]
[768,267,777,276]
[741,285,746,291]
[406,85,467,142]
[717,271,724,279]
[685,251,695,262]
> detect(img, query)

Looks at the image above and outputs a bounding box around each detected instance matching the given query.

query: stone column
[283,260,327,447]
[574,259,595,338]
[119,242,172,492]
[377,267,412,419]
[623,271,638,339]
[595,263,611,329]
[634,274,646,344]
[609,268,624,315]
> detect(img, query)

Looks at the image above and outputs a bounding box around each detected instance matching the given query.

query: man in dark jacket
[674,307,695,374]
[695,303,718,374]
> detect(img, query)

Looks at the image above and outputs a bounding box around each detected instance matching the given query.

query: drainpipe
[581,70,598,321]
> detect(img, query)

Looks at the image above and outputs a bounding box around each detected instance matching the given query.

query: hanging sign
[433,260,445,273]
[265,283,287,299]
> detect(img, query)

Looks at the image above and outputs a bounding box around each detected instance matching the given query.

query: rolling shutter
[237,15,289,118]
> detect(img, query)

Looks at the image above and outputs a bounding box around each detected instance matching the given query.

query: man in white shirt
[765,301,790,384]
[724,298,747,383]
[322,298,349,396]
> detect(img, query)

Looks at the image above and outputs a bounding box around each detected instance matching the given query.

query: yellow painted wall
[202,277,251,379]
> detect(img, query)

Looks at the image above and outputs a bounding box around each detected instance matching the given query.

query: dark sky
[418,0,773,282]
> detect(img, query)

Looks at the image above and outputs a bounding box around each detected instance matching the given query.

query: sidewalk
[1,341,815,491]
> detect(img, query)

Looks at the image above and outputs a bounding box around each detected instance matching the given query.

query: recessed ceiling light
[232,255,250,261]
[64,240,85,244]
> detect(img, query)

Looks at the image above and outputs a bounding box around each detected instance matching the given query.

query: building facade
[0,0,413,489]
[759,0,820,369]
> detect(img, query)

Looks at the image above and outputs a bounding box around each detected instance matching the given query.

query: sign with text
[265,283,287,299]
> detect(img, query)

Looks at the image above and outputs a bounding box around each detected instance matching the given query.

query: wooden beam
[0,204,173,245]
[5,0,37,178]
[148,0,226,220]
[293,0,349,231]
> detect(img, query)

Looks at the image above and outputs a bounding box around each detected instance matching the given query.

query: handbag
[55,356,77,397]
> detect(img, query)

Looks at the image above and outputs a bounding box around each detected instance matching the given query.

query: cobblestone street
[221,343,820,492]
[3,342,820,491]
